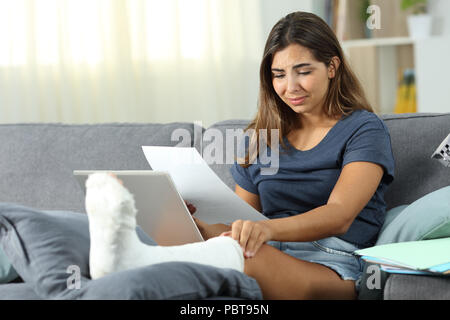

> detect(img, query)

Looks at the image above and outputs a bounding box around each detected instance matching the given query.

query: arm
[264,161,384,242]
[232,161,384,256]
[235,184,262,212]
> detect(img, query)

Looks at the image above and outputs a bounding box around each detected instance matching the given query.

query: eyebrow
[271,63,311,72]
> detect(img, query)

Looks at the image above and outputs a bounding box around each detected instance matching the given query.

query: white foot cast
[85,172,244,280]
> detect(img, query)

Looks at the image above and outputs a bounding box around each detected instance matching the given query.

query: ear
[328,56,341,79]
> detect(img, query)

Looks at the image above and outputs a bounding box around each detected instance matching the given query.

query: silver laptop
[73,170,204,246]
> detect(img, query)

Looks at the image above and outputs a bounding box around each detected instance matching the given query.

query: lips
[288,96,307,105]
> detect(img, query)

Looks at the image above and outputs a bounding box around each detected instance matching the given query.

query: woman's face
[271,43,336,118]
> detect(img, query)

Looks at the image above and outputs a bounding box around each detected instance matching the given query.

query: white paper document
[142,146,268,225]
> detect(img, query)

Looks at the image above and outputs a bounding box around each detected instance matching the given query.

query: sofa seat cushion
[0,283,41,300]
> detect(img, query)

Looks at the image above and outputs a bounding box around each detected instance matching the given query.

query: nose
[286,73,301,93]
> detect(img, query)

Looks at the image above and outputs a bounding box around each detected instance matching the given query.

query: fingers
[231,219,244,246]
[107,172,123,185]
[245,229,262,258]
[192,216,204,228]
[192,216,207,238]
[231,220,271,259]
[184,200,196,214]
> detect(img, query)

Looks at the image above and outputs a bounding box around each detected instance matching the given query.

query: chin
[288,104,308,114]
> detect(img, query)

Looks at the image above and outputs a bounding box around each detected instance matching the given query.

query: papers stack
[141,146,268,225]
[355,237,450,276]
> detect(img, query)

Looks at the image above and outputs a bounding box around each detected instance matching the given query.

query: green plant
[360,0,372,23]
[401,0,427,14]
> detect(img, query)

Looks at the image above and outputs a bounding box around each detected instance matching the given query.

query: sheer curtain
[0,0,264,126]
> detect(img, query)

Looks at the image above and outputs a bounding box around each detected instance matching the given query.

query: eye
[298,71,311,76]
[273,74,285,79]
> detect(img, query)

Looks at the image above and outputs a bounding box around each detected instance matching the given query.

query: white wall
[415,0,450,113]
[259,0,317,40]
[429,0,450,36]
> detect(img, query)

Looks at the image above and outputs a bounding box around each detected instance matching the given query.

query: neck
[297,112,340,132]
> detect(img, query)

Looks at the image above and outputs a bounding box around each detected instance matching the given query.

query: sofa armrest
[384,274,450,300]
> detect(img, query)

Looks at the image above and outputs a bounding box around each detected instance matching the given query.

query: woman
[86,11,394,300]
[193,11,395,299]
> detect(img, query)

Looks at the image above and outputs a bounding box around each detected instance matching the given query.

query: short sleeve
[343,121,395,185]
[230,133,259,194]
[230,162,259,194]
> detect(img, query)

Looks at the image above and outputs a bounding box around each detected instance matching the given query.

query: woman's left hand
[184,200,196,214]
[223,220,273,259]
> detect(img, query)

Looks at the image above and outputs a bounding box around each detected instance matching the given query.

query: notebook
[355,237,450,275]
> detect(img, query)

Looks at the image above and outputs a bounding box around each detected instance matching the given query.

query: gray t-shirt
[230,110,395,248]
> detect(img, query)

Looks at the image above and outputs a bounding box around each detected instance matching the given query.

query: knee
[242,243,275,277]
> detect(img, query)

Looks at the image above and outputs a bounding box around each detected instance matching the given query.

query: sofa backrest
[201,113,450,210]
[0,122,201,213]
[0,113,448,214]
[382,113,450,209]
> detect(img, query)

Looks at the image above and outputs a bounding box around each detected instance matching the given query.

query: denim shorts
[267,237,364,288]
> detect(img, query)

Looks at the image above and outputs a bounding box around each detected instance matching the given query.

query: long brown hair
[240,11,372,167]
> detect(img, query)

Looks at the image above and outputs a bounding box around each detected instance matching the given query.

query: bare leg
[196,217,356,299]
[243,243,357,300]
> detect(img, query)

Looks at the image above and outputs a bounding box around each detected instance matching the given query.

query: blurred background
[0,0,449,127]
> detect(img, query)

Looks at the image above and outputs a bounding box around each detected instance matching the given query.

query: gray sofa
[0,112,449,299]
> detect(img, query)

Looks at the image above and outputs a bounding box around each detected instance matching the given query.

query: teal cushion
[379,204,409,235]
[0,248,19,283]
[376,186,450,245]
